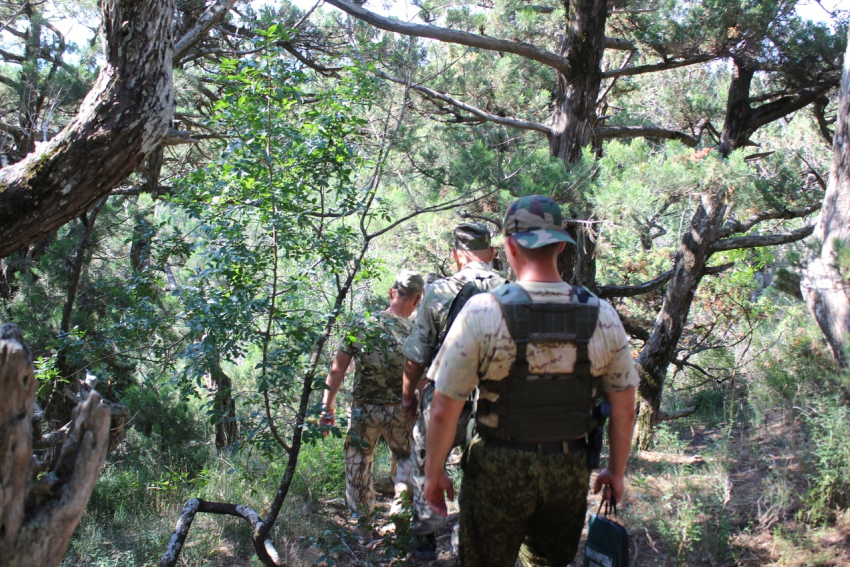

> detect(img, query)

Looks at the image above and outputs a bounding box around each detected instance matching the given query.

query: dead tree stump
[0,323,110,567]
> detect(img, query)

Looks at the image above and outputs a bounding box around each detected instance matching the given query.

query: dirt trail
[317,419,850,567]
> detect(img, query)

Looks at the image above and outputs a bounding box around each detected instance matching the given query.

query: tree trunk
[718,58,756,156]
[17,2,43,157]
[635,192,728,448]
[0,0,175,258]
[205,364,238,448]
[558,222,597,290]
[0,323,111,567]
[548,0,607,164]
[47,198,108,427]
[803,30,850,369]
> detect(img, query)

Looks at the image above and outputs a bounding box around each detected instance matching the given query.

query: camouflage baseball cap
[453,222,492,251]
[502,195,576,249]
[394,269,425,294]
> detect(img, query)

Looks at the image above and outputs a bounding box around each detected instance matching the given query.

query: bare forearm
[425,392,464,478]
[605,388,636,476]
[402,358,425,404]
[322,351,352,409]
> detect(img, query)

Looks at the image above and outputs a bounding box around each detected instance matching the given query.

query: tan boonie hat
[453,222,491,251]
[394,269,425,294]
[502,195,576,249]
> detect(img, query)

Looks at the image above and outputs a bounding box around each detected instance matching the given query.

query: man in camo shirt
[321,270,425,544]
[399,222,503,559]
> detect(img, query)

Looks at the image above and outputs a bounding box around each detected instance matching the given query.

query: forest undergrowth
[57,304,850,567]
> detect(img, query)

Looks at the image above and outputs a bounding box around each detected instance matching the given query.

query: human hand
[425,470,454,517]
[593,467,624,504]
[401,395,418,420]
[319,407,336,437]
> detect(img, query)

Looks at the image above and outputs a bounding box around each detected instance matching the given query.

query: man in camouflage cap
[321,269,425,544]
[399,222,504,559]
[424,195,638,567]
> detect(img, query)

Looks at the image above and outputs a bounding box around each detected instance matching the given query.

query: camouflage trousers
[344,400,415,517]
[457,435,590,567]
[408,380,472,535]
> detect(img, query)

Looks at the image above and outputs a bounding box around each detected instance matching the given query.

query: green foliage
[651,422,690,455]
[798,398,850,525]
[34,354,61,397]
[149,29,381,459]
[292,436,347,500]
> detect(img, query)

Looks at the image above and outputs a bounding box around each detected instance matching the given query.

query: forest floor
[292,414,850,567]
[60,405,850,567]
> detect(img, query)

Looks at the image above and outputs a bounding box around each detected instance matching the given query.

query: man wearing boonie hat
[399,222,504,559]
[423,196,639,567]
[320,269,425,544]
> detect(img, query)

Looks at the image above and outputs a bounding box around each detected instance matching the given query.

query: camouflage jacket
[339,310,413,404]
[402,261,502,367]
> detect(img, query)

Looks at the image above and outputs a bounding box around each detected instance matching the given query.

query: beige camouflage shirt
[429,281,639,427]
[401,261,501,367]
[339,310,413,404]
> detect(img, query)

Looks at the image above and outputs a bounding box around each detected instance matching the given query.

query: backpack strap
[433,273,504,361]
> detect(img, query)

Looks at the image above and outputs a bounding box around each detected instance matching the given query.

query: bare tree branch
[597,270,673,298]
[0,1,32,36]
[595,125,699,147]
[598,262,733,299]
[324,0,571,74]
[748,84,836,131]
[460,211,502,229]
[659,406,697,422]
[173,0,239,65]
[605,36,636,50]
[709,225,815,253]
[715,204,821,239]
[160,499,281,567]
[620,315,651,342]
[377,69,552,135]
[602,54,714,78]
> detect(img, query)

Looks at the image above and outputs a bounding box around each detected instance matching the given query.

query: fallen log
[658,406,697,422]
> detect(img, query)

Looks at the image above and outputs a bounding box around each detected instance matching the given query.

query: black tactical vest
[475,283,601,443]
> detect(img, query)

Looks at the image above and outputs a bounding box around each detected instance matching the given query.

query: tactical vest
[475,283,601,443]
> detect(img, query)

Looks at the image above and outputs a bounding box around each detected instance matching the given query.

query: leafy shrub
[292,436,347,500]
[798,397,850,524]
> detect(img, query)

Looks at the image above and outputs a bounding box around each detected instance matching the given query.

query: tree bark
[205,363,238,449]
[803,30,850,369]
[0,323,111,567]
[548,0,608,164]
[0,0,175,258]
[557,222,597,290]
[635,192,728,448]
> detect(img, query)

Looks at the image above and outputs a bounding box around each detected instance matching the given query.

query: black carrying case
[584,497,629,567]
